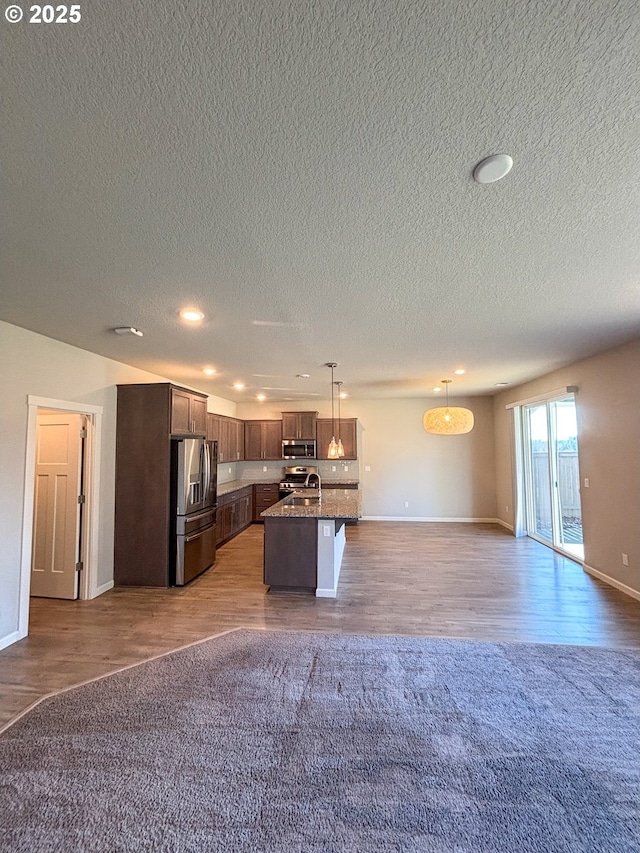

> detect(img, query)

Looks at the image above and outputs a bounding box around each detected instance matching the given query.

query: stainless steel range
[279,466,320,499]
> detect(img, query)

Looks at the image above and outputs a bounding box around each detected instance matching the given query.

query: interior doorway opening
[17,396,103,643]
[521,394,584,562]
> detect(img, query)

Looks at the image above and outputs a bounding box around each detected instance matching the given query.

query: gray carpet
[1,630,638,852]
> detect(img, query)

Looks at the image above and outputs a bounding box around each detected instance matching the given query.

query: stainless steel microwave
[282,439,316,459]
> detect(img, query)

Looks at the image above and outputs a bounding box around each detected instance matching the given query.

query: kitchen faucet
[305,472,321,492]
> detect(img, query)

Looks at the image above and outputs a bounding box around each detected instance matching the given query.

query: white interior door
[30,412,83,599]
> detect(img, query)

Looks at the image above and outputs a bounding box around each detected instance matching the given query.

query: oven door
[175,508,217,586]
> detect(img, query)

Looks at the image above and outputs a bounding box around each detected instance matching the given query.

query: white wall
[237,395,497,520]
[0,321,234,648]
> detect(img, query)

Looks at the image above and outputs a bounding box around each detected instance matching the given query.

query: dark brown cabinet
[217,486,253,545]
[171,387,207,436]
[244,420,282,460]
[316,418,358,460]
[281,411,318,440]
[115,382,207,587]
[253,482,281,521]
[206,414,244,462]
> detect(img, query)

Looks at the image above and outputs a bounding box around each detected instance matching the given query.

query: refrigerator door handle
[203,441,211,505]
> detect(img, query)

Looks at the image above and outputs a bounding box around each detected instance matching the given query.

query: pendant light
[423,380,474,435]
[335,381,345,457]
[325,362,339,458]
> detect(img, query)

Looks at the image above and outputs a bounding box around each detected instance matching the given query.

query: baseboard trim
[494,518,514,531]
[92,580,114,598]
[361,516,504,524]
[0,629,24,652]
[582,563,640,601]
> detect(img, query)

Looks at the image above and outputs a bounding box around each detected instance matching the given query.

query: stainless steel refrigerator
[171,438,217,585]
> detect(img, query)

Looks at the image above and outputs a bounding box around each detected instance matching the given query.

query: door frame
[18,396,103,639]
[519,392,582,562]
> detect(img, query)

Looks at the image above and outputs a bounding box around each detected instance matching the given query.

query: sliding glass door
[523,396,583,560]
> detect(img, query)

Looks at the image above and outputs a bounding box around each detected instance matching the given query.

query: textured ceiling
[2,0,639,401]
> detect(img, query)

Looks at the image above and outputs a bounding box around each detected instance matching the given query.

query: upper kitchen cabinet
[281,411,318,440]
[316,418,358,460]
[207,413,244,463]
[171,387,207,436]
[244,420,282,460]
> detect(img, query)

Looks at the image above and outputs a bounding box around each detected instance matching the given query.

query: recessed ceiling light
[180,308,204,322]
[296,374,310,379]
[203,367,216,375]
[113,326,143,337]
[494,381,510,387]
[339,392,348,399]
[454,369,466,375]
[233,382,245,391]
[432,387,441,392]
[256,394,266,401]
[473,153,513,184]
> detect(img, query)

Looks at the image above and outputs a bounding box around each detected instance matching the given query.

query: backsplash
[216,462,239,485]
[235,459,359,483]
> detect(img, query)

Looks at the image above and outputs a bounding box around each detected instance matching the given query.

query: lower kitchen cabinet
[253,482,281,521]
[217,486,253,545]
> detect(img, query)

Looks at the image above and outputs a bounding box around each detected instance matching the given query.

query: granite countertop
[217,479,268,497]
[261,488,362,520]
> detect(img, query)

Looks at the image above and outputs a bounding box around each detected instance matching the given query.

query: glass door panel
[527,404,553,544]
[550,400,584,558]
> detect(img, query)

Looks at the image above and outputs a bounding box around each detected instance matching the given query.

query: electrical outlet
[344,465,349,471]
[332,465,336,472]
[228,467,232,474]
[404,501,409,508]
[365,465,371,472]
[323,525,331,537]
[263,465,267,472]
[622,553,629,566]
[505,506,509,513]
[584,478,590,488]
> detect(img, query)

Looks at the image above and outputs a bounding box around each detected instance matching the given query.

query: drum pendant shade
[423,380,474,435]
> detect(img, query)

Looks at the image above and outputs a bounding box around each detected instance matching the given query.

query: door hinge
[80,427,88,438]
[78,494,86,504]
[76,561,84,572]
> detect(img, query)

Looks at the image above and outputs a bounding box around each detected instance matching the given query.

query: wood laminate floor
[1,522,639,727]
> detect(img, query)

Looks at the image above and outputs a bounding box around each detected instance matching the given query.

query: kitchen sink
[286,496,321,506]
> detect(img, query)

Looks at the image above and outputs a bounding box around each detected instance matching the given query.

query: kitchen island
[261,488,362,597]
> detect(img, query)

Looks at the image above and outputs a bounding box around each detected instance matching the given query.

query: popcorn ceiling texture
[2,0,639,398]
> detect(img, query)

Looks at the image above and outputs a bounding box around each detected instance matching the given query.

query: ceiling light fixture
[203,367,216,375]
[180,308,204,322]
[432,387,441,393]
[472,153,513,184]
[114,326,143,337]
[233,382,245,391]
[423,380,474,435]
[325,362,339,459]
[494,381,510,387]
[256,393,266,401]
[454,369,466,375]
[335,380,345,458]
[296,374,310,379]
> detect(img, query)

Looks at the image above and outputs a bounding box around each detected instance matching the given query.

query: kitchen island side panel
[263,517,317,590]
